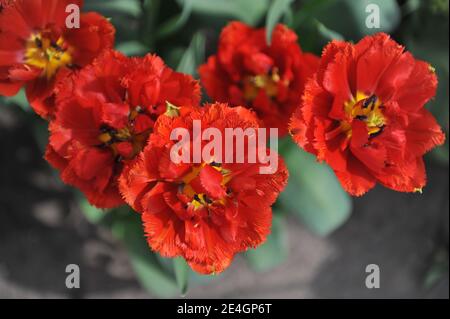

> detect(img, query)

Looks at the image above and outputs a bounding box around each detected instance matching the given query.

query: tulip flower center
[25,32,73,80]
[97,106,153,161]
[341,92,386,139]
[181,162,232,210]
[243,67,282,101]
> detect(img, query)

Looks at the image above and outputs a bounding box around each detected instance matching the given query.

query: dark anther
[115,155,123,163]
[50,41,63,52]
[203,195,213,204]
[362,95,377,109]
[210,161,221,168]
[369,125,385,139]
[193,194,201,202]
[355,115,367,121]
[67,63,80,70]
[99,139,114,147]
[35,37,43,48]
[226,188,232,195]
[100,125,116,135]
[100,125,110,133]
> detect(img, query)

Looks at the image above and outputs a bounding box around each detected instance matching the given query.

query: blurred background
[0,0,448,298]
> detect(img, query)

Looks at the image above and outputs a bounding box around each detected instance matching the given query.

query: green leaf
[177,32,205,76]
[266,0,294,44]
[31,119,49,153]
[157,255,216,291]
[429,61,449,164]
[296,0,401,40]
[183,0,270,25]
[278,140,352,236]
[173,257,190,295]
[401,0,421,17]
[156,0,193,39]
[399,6,449,165]
[84,0,141,17]
[1,89,30,112]
[282,7,294,27]
[431,143,449,164]
[77,203,181,297]
[314,19,344,41]
[293,0,335,29]
[78,194,110,224]
[245,213,288,271]
[111,211,179,298]
[116,41,149,56]
[140,0,161,50]
[424,249,449,289]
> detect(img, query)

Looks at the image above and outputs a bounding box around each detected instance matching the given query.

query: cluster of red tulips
[0,0,445,274]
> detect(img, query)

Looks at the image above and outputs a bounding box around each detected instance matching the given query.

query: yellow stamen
[243,67,285,101]
[341,92,386,138]
[115,127,131,140]
[25,33,72,80]
[129,106,142,121]
[165,101,181,118]
[98,133,112,144]
[428,64,436,73]
[97,108,153,161]
[181,162,232,210]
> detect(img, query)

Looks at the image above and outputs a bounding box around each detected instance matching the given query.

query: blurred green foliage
[279,139,352,236]
[266,0,295,43]
[398,0,449,163]
[245,213,289,271]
